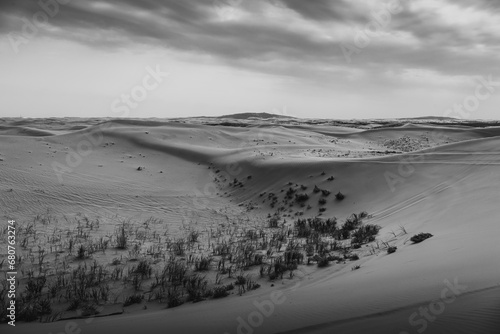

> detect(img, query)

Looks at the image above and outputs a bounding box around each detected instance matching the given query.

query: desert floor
[1,116,499,334]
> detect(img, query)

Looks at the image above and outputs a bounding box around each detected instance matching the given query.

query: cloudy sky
[1,0,500,119]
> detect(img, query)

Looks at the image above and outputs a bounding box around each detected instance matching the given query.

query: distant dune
[218,112,296,119]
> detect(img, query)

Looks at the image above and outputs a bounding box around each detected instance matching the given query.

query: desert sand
[1,115,499,334]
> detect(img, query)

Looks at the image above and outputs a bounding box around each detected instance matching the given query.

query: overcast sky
[1,0,500,119]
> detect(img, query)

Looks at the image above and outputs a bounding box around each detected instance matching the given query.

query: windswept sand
[2,117,499,334]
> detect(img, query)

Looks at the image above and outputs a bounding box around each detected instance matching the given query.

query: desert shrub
[295,193,309,203]
[410,233,433,243]
[313,217,337,234]
[123,294,143,307]
[335,192,345,200]
[18,297,54,321]
[167,287,184,308]
[351,265,361,271]
[319,208,326,213]
[165,258,188,286]
[131,274,143,291]
[343,214,363,231]
[235,275,246,286]
[295,217,338,236]
[305,244,315,256]
[0,282,8,321]
[327,176,334,181]
[321,189,331,197]
[317,257,329,267]
[246,229,258,240]
[283,250,304,265]
[37,299,52,316]
[67,299,80,311]
[246,279,260,291]
[251,254,264,266]
[358,211,369,219]
[270,261,288,280]
[212,286,229,299]
[327,255,343,262]
[268,216,280,228]
[351,224,381,244]
[172,239,185,256]
[349,254,359,261]
[285,187,296,199]
[80,303,99,317]
[195,256,212,271]
[335,227,351,240]
[23,276,47,300]
[185,275,209,302]
[313,185,320,193]
[188,230,199,243]
[115,223,128,249]
[133,260,152,278]
[318,198,326,205]
[295,219,312,238]
[76,244,86,260]
[387,246,397,254]
[18,302,42,322]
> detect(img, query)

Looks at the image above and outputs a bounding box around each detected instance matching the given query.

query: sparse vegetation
[387,246,397,254]
[410,233,433,243]
[295,193,310,203]
[8,202,380,322]
[212,286,229,299]
[123,294,143,307]
[321,189,331,197]
[317,257,329,267]
[268,215,280,228]
[115,222,128,249]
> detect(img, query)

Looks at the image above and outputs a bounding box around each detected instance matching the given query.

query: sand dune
[2,118,499,334]
[0,126,56,137]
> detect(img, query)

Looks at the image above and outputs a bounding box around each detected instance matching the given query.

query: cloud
[276,0,367,22]
[2,0,500,85]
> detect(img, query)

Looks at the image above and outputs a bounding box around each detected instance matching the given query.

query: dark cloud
[276,0,367,22]
[2,0,499,83]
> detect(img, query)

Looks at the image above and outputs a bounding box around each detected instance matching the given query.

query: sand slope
[2,119,500,334]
